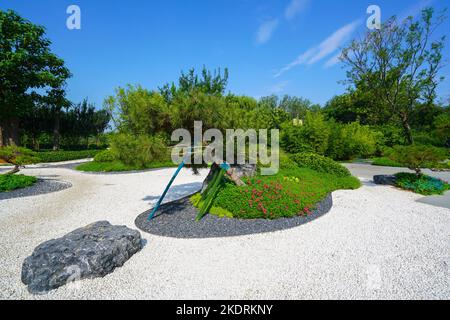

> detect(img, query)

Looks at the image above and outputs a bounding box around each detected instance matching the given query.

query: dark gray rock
[22,221,142,294]
[373,175,397,186]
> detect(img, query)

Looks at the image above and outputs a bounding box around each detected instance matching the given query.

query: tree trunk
[52,110,61,151]
[0,123,4,147]
[5,164,20,175]
[2,117,20,146]
[401,114,414,145]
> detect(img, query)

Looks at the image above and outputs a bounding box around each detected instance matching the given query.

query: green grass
[394,172,450,195]
[36,150,103,163]
[0,174,37,192]
[191,167,361,220]
[371,157,404,167]
[75,160,177,172]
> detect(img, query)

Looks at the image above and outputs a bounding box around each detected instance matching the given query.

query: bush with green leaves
[327,122,382,160]
[0,146,40,166]
[387,145,447,175]
[37,149,102,163]
[110,133,167,168]
[290,152,351,177]
[94,150,115,162]
[281,112,331,155]
[194,167,360,220]
[0,174,37,192]
[394,172,449,195]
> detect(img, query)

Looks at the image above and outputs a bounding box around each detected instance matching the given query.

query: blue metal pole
[147,160,186,221]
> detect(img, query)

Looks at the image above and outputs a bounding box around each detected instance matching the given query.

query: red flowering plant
[212,168,351,219]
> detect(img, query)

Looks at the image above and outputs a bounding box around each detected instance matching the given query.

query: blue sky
[2,0,449,108]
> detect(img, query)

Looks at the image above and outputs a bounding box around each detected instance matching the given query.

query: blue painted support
[147,160,186,221]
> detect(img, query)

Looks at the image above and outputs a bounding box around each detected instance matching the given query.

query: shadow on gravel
[135,193,333,239]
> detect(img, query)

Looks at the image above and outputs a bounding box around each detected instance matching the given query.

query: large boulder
[373,175,397,186]
[22,221,142,294]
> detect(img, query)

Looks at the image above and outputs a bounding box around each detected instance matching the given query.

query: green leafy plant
[0,174,37,192]
[0,146,40,174]
[394,172,449,195]
[110,133,167,168]
[387,145,447,176]
[37,149,102,163]
[290,152,351,177]
[94,150,115,162]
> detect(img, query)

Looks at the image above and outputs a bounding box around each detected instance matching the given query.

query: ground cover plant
[191,155,360,220]
[36,149,103,163]
[394,172,449,195]
[0,174,37,192]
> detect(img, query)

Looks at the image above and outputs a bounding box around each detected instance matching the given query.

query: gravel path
[0,162,449,299]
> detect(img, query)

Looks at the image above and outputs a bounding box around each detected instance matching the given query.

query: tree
[387,144,447,176]
[341,8,446,144]
[0,10,71,146]
[159,66,228,102]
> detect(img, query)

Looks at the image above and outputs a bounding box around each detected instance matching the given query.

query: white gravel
[0,162,449,300]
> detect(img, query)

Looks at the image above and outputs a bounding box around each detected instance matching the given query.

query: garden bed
[0,178,72,201]
[135,192,332,239]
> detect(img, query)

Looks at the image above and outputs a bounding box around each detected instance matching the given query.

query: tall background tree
[0,9,71,146]
[341,8,446,144]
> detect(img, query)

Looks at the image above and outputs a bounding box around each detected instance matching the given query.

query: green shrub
[290,152,351,177]
[327,122,382,160]
[281,112,330,155]
[76,160,176,172]
[394,172,449,195]
[37,150,102,163]
[387,145,447,175]
[0,146,40,165]
[371,157,403,167]
[94,150,115,162]
[110,133,167,168]
[0,174,37,192]
[209,168,360,219]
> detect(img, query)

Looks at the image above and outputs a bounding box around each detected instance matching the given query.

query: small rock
[373,175,397,186]
[22,221,142,294]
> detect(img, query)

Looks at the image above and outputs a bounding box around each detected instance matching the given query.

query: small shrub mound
[371,157,403,167]
[0,174,37,192]
[192,168,360,220]
[94,150,115,162]
[37,150,102,163]
[394,172,449,195]
[290,153,351,177]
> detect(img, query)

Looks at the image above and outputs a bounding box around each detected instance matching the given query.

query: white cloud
[269,81,289,94]
[285,0,309,21]
[256,19,279,44]
[275,19,361,77]
[324,52,342,68]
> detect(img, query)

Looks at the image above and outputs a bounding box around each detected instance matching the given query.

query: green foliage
[36,149,102,163]
[394,172,449,195]
[94,150,115,163]
[209,168,360,220]
[0,146,40,165]
[290,153,351,177]
[281,112,330,155]
[0,10,71,146]
[110,133,167,168]
[75,160,176,172]
[0,174,37,192]
[387,145,447,175]
[371,157,404,167]
[327,122,382,160]
[341,8,446,144]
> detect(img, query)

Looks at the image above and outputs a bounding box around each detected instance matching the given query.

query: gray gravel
[0,179,72,201]
[135,194,332,238]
